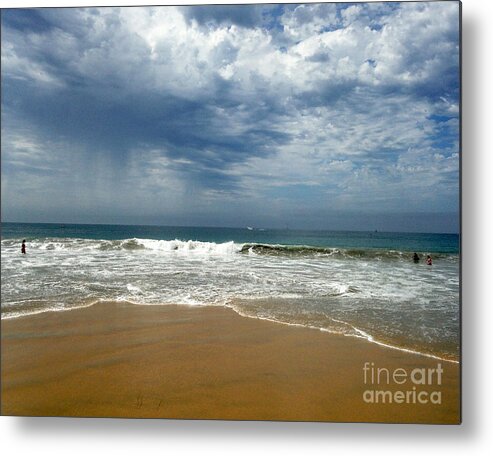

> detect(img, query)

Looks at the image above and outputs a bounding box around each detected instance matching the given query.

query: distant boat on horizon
[247,226,254,231]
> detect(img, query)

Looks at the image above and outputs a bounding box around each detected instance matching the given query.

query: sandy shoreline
[1,302,460,423]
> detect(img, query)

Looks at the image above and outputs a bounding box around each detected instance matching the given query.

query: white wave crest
[2,237,243,256]
[135,238,241,255]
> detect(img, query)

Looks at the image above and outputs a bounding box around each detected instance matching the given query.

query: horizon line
[1,220,460,236]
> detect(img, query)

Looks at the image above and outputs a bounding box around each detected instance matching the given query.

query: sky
[1,1,460,232]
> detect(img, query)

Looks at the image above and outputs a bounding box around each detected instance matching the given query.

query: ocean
[1,222,460,361]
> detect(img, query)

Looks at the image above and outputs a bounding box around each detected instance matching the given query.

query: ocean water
[1,222,460,361]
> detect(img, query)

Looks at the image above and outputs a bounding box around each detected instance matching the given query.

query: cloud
[180,4,273,28]
[281,3,339,40]
[1,3,460,230]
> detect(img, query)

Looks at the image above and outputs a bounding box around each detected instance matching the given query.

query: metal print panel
[1,1,461,423]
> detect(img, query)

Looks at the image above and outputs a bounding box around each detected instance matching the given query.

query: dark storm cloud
[1,8,292,185]
[1,8,52,33]
[180,4,272,28]
[3,75,291,184]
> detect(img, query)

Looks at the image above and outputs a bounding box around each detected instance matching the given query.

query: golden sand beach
[1,302,460,423]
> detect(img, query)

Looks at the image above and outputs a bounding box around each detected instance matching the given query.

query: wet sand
[1,302,460,423]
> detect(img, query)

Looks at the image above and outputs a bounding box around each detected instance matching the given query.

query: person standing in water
[413,252,420,263]
[426,255,432,265]
[21,240,26,255]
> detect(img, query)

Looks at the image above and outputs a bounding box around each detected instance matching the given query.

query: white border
[1,0,492,454]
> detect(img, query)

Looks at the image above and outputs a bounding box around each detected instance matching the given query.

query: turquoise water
[2,222,459,253]
[1,222,460,361]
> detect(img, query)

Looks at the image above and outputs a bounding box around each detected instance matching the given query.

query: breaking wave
[239,243,453,260]
[1,238,455,260]
[1,238,241,255]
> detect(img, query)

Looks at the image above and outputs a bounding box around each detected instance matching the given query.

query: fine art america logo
[363,362,443,405]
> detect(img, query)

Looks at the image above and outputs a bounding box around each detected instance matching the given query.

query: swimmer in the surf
[21,240,26,255]
[413,252,420,263]
[426,255,432,265]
